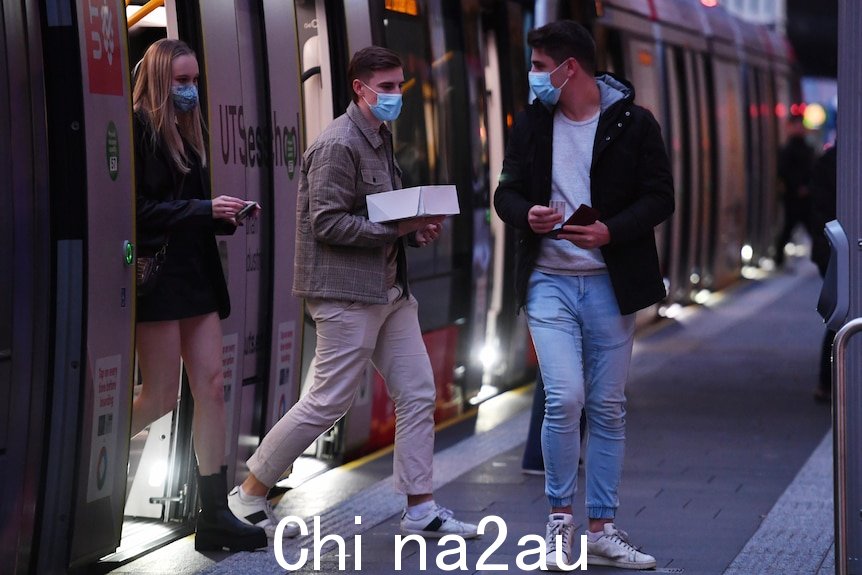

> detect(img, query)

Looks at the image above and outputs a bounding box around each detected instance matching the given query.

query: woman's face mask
[528,58,572,106]
[362,83,403,122]
[172,84,199,113]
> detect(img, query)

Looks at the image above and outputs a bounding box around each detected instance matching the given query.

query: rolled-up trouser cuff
[588,506,617,520]
[548,496,574,508]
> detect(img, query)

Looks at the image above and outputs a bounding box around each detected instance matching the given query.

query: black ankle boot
[195,466,267,552]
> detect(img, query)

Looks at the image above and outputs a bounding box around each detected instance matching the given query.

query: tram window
[381,2,478,328]
[381,12,432,188]
[380,4,452,285]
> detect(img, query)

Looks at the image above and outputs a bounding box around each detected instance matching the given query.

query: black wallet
[547,204,600,239]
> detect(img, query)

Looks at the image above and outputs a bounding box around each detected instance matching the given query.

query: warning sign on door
[87,354,121,502]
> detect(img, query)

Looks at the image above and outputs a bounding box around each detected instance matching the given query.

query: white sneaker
[227,485,299,539]
[544,513,575,571]
[586,523,656,570]
[400,504,479,539]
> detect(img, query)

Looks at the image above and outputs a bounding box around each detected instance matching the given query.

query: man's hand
[528,205,563,234]
[414,222,442,246]
[397,215,445,238]
[556,220,611,249]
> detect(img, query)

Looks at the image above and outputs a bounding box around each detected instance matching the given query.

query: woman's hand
[211,195,247,221]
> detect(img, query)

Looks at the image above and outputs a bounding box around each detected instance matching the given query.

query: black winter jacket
[493,74,674,315]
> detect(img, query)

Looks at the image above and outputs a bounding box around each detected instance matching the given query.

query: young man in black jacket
[494,20,674,570]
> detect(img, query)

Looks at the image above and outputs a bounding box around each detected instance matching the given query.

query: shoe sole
[263,524,301,539]
[401,529,480,539]
[587,554,656,570]
[195,532,268,552]
[226,502,301,539]
[544,560,575,571]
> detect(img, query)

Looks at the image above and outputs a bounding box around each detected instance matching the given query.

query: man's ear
[352,78,363,100]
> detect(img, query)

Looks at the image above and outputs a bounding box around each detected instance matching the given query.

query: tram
[1,0,796,571]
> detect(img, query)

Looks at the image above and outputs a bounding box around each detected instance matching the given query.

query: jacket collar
[529,72,634,120]
[347,101,388,149]
[523,72,639,168]
[596,73,633,104]
[597,74,628,112]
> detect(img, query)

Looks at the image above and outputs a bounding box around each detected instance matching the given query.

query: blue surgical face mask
[172,84,199,112]
[528,59,572,106]
[362,83,403,122]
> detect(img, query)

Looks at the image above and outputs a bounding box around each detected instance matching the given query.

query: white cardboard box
[366,185,460,223]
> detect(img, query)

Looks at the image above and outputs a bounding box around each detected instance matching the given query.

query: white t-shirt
[535,108,607,275]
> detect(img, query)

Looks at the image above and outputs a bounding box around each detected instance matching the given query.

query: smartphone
[547,204,600,239]
[235,202,259,222]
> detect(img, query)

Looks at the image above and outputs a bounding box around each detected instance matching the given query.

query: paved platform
[107,260,835,575]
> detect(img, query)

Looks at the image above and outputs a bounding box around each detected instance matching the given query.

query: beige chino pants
[247,286,436,495]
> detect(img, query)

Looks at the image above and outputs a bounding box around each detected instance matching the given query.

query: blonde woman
[132,39,264,552]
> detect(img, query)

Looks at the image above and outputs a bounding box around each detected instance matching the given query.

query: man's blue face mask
[172,84,199,113]
[362,83,403,122]
[528,58,572,106]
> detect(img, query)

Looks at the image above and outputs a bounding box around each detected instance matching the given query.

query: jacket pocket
[360,168,389,187]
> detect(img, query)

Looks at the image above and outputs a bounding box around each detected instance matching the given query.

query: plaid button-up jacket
[292,102,409,304]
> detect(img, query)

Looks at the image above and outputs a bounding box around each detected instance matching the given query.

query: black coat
[809,146,837,276]
[777,135,815,196]
[493,75,674,315]
[133,112,234,319]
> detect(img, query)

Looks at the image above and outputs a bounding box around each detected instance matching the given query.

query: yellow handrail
[127,0,164,29]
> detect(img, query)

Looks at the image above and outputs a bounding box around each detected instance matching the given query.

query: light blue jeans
[525,271,635,518]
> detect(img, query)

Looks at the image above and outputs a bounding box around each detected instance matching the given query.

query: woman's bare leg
[133,321,182,437]
[179,312,226,475]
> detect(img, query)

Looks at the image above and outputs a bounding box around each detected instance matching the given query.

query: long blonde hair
[133,39,206,173]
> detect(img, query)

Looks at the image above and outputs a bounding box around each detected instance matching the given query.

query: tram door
[482,3,535,391]
[624,36,669,299]
[69,0,136,565]
[293,0,377,469]
[195,0,303,483]
[710,57,746,289]
[259,0,304,450]
[33,0,136,570]
[1,2,53,571]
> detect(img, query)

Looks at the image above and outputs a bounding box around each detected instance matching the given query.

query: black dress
[134,113,233,322]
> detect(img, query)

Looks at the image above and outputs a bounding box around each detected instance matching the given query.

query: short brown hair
[347,46,402,102]
[528,20,596,75]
